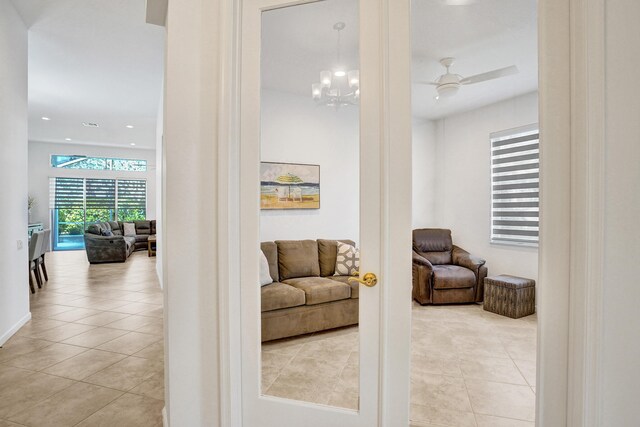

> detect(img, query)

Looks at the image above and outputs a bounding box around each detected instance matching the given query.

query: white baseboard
[0,312,32,347]
[162,406,168,427]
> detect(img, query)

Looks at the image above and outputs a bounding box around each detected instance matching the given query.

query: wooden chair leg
[40,254,48,282]
[34,260,43,289]
[28,268,35,294]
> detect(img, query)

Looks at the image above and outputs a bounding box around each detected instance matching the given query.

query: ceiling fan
[419,57,519,100]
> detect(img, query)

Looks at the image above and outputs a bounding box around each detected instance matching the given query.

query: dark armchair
[412,228,487,305]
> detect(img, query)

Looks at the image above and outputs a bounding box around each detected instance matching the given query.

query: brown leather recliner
[412,228,487,305]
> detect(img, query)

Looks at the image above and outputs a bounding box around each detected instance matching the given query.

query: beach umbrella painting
[276,173,304,200]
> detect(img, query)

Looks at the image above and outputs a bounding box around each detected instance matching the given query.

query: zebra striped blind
[490,124,539,246]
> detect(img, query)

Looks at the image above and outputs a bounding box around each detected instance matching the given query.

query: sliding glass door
[50,177,147,250]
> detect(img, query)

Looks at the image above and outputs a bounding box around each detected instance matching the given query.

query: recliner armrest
[452,245,486,273]
[412,251,434,270]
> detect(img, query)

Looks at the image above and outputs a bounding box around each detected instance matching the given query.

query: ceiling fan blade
[460,65,519,85]
[416,81,439,86]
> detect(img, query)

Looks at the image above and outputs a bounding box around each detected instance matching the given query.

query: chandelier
[311,22,359,108]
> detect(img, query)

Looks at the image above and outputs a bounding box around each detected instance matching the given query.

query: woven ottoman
[483,275,535,319]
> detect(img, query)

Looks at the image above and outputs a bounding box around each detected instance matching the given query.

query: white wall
[431,92,539,281]
[412,120,436,228]
[260,89,359,243]
[0,0,30,345]
[27,141,157,236]
[601,0,640,423]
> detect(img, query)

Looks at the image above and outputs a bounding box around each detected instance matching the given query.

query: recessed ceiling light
[82,122,99,127]
[125,125,134,129]
[41,116,51,121]
[65,138,72,141]
[130,143,136,146]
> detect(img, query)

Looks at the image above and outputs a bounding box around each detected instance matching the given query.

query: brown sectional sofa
[260,239,359,342]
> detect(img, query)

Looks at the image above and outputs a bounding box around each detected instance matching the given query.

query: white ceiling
[262,0,537,120]
[11,0,165,150]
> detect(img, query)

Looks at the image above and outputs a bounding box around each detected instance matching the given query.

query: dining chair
[28,231,44,293]
[38,229,51,282]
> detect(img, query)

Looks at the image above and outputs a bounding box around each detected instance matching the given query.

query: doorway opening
[409,1,539,425]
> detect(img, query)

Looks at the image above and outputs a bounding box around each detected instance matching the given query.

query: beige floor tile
[111,302,161,315]
[133,341,164,361]
[0,364,34,388]
[327,389,359,410]
[75,393,164,427]
[43,348,127,380]
[63,297,129,311]
[104,315,157,331]
[0,337,53,363]
[62,327,129,348]
[0,372,74,419]
[134,320,164,336]
[96,331,161,355]
[502,338,537,362]
[138,307,163,318]
[3,343,87,371]
[475,414,534,427]
[411,402,477,427]
[412,353,462,377]
[465,379,536,422]
[74,311,131,326]
[459,356,527,385]
[0,419,24,426]
[47,307,102,322]
[14,318,69,337]
[130,372,164,400]
[27,322,97,342]
[84,356,164,391]
[411,374,473,413]
[7,382,122,427]
[513,359,537,387]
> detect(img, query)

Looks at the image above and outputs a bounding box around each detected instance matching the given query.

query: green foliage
[118,209,146,222]
[55,208,146,236]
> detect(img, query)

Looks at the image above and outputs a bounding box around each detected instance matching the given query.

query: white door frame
[161,0,607,425]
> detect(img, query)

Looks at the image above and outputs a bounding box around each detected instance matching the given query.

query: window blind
[50,177,85,209]
[85,178,116,210]
[490,124,539,246]
[117,179,147,210]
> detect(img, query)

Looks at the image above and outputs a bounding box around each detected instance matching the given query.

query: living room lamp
[311,22,359,108]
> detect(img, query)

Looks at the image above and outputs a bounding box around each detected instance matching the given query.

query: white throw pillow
[260,251,273,286]
[334,242,360,276]
[123,222,136,237]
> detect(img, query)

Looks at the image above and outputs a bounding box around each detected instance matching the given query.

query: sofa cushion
[260,242,279,282]
[317,239,356,277]
[86,224,102,235]
[135,220,151,235]
[261,282,305,312]
[135,235,150,243]
[331,275,359,299]
[276,240,320,280]
[150,220,156,235]
[283,277,351,305]
[124,236,136,250]
[108,221,120,232]
[432,265,476,290]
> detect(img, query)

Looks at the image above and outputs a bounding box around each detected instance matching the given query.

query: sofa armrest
[412,251,434,270]
[452,245,486,275]
[84,234,127,263]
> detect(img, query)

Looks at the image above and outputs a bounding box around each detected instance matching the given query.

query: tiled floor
[0,250,164,427]
[263,303,537,427]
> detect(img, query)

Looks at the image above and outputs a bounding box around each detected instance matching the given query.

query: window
[490,124,539,246]
[49,177,147,250]
[51,155,147,172]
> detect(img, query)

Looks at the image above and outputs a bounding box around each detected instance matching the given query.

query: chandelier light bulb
[311,83,322,100]
[320,70,332,88]
[334,70,346,77]
[348,70,359,87]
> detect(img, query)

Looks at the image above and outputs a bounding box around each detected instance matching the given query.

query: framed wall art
[260,162,320,210]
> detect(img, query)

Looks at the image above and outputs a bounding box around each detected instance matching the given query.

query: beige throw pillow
[123,222,136,237]
[334,242,360,276]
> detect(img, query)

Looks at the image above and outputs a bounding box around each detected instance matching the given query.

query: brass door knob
[348,272,378,287]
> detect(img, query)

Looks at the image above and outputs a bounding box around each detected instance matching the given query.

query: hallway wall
[0,0,30,345]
